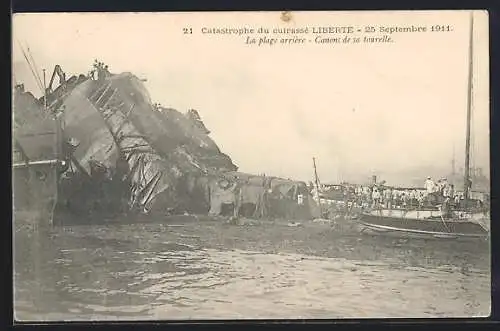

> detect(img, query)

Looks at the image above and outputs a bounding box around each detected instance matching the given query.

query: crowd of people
[318,176,488,212]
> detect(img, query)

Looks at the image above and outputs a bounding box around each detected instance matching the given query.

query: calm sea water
[13,218,491,320]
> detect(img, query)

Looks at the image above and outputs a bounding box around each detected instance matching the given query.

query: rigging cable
[26,46,45,93]
[16,40,44,94]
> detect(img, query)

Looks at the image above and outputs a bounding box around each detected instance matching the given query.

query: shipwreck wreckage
[13,60,318,227]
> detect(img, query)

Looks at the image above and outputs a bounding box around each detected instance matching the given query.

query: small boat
[354,13,490,241]
[356,208,489,240]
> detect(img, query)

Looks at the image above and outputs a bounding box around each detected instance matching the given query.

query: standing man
[424,176,436,204]
[372,186,381,208]
[384,187,392,209]
[425,177,435,193]
[449,184,455,200]
[409,189,416,208]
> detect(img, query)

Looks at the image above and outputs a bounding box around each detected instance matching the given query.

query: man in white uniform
[424,176,437,204]
[424,177,435,194]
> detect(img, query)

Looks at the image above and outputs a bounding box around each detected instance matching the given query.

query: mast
[313,157,321,189]
[463,12,474,201]
[312,157,323,215]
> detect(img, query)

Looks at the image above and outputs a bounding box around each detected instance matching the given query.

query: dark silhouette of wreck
[13,61,319,226]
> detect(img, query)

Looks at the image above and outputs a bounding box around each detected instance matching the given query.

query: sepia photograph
[12,10,490,321]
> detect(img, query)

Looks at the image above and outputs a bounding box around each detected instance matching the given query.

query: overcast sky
[12,11,489,185]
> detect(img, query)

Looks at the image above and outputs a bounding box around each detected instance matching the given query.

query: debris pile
[53,63,237,216]
[14,61,319,222]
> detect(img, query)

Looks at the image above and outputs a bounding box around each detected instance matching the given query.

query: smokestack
[372,175,377,184]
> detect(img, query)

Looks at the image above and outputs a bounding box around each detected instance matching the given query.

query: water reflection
[14,220,490,320]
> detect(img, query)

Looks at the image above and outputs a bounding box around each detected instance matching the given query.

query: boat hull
[13,163,60,228]
[356,211,489,241]
[13,88,62,228]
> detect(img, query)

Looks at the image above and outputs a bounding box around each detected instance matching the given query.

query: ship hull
[13,86,63,228]
[355,210,489,241]
[13,163,60,228]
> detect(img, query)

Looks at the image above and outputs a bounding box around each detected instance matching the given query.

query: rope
[26,47,45,92]
[17,41,44,94]
[476,219,489,232]
[439,214,451,232]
